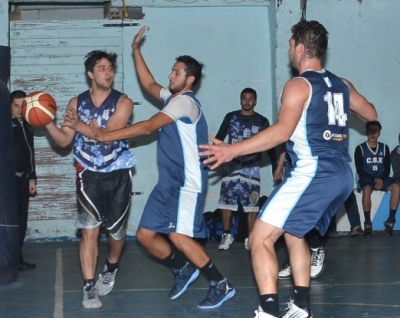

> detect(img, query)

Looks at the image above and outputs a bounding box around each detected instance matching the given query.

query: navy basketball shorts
[259,158,353,237]
[75,166,132,240]
[358,176,397,191]
[218,164,260,213]
[138,185,207,238]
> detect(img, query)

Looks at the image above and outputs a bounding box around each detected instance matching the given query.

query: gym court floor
[1,232,400,318]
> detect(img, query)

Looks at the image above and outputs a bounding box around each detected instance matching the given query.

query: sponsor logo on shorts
[168,222,176,229]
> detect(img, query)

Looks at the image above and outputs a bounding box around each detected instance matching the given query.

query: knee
[362,187,372,197]
[168,232,185,249]
[390,183,400,196]
[81,228,100,243]
[136,227,154,246]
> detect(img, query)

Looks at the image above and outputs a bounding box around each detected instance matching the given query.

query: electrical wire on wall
[301,0,307,21]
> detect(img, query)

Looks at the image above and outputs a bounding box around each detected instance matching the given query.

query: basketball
[21,91,57,126]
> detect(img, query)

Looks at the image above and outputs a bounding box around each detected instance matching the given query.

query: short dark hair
[366,120,382,131]
[240,87,257,100]
[175,55,203,87]
[291,20,329,59]
[10,90,27,101]
[84,50,117,74]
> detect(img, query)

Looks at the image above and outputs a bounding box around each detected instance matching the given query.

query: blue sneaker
[169,262,199,300]
[197,278,236,309]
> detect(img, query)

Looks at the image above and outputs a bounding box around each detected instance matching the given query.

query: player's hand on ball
[199,135,234,170]
[61,107,80,130]
[132,26,146,50]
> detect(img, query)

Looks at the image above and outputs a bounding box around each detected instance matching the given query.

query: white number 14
[325,92,347,126]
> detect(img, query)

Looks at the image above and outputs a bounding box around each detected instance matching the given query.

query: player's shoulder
[117,93,134,107]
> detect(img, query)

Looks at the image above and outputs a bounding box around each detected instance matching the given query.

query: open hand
[89,120,107,142]
[199,135,234,170]
[132,26,146,51]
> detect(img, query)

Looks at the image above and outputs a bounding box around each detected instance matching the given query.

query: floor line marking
[54,248,63,318]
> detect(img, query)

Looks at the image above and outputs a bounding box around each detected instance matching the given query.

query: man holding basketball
[64,26,236,309]
[45,50,136,309]
[199,20,377,317]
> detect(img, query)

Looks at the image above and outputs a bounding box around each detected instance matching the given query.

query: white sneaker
[82,284,102,309]
[310,247,325,278]
[254,306,279,318]
[96,266,118,296]
[282,300,312,318]
[278,259,292,279]
[244,238,250,251]
[218,233,234,250]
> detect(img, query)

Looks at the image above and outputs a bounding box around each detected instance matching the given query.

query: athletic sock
[293,286,310,308]
[388,209,397,221]
[161,251,187,270]
[259,294,280,317]
[223,230,230,234]
[306,234,321,250]
[83,279,95,288]
[106,258,119,272]
[364,211,371,223]
[200,260,224,282]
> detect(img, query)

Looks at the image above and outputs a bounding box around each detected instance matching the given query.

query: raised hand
[132,26,147,51]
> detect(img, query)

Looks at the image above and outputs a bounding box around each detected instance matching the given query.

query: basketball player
[199,20,377,317]
[10,90,37,272]
[45,50,136,309]
[355,121,400,237]
[64,26,236,309]
[215,87,277,251]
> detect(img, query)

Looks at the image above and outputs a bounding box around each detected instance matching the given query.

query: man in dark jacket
[11,90,37,272]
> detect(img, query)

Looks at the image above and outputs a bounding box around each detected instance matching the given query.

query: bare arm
[90,111,174,142]
[132,27,163,100]
[200,78,308,169]
[344,79,377,122]
[45,97,77,147]
[61,95,134,140]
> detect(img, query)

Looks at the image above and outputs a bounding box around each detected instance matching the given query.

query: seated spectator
[390,133,400,184]
[354,121,400,237]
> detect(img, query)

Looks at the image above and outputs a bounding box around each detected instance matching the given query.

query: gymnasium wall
[3,0,400,240]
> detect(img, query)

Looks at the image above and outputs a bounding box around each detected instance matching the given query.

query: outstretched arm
[61,95,134,141]
[132,26,163,100]
[199,78,308,170]
[90,111,174,142]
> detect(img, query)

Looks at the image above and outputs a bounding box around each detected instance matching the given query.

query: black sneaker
[363,222,372,238]
[169,262,199,300]
[197,278,236,309]
[19,261,36,272]
[384,220,395,237]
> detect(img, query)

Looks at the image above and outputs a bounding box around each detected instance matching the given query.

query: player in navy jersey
[216,87,277,251]
[355,121,400,237]
[73,26,235,310]
[46,50,136,309]
[200,20,377,317]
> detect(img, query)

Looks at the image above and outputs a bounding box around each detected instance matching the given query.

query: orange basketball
[21,91,57,126]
